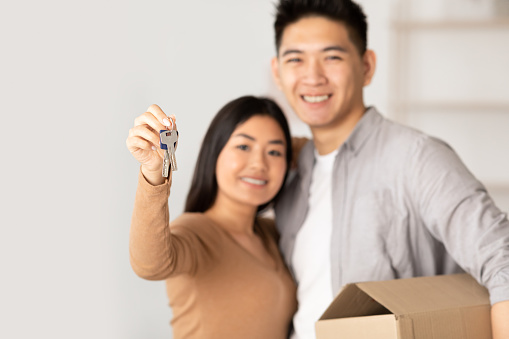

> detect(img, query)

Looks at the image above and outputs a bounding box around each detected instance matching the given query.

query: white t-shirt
[290,149,337,339]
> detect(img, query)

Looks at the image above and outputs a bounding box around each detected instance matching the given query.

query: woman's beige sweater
[129,171,297,339]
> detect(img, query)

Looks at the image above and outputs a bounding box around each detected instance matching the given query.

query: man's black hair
[274,0,368,56]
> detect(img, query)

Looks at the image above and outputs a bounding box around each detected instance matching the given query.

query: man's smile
[302,94,331,103]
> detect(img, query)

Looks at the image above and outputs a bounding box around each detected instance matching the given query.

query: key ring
[163,116,175,131]
[168,116,175,130]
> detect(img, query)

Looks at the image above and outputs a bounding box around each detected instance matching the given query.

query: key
[166,130,178,172]
[166,130,179,172]
[159,130,170,177]
[160,129,179,176]
[161,145,170,178]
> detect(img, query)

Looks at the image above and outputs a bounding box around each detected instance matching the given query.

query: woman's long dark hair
[184,95,292,214]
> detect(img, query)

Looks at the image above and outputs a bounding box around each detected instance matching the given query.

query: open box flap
[356,274,489,316]
[320,283,391,320]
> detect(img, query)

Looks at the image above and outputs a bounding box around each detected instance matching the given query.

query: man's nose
[302,59,326,85]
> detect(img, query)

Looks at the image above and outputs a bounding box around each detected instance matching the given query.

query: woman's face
[214,115,288,210]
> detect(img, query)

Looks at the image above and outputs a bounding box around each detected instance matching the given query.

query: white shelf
[391,102,509,112]
[392,18,509,30]
[486,183,509,192]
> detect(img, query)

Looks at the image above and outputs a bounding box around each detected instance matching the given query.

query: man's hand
[492,299,509,339]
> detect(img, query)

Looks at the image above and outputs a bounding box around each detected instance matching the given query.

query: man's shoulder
[370,111,451,154]
[376,113,427,141]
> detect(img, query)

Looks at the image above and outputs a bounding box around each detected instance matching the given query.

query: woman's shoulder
[255,216,279,243]
[172,212,208,225]
[171,213,222,236]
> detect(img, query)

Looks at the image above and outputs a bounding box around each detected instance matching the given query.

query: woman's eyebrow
[233,133,256,141]
[234,133,285,145]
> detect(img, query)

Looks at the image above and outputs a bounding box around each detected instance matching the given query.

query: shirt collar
[297,106,383,176]
[343,106,383,155]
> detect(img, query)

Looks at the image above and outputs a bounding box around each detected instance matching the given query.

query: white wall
[1,1,506,338]
[1,1,282,338]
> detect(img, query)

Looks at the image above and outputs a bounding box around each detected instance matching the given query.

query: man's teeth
[241,177,267,185]
[303,95,329,103]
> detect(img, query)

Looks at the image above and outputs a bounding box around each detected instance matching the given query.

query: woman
[126,96,297,339]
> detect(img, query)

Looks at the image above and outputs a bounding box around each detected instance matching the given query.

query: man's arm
[290,136,310,169]
[492,300,509,339]
[407,136,509,337]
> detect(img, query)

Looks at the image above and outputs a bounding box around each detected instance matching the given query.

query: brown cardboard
[315,274,492,339]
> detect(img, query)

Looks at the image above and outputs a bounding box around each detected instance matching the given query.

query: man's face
[272,16,375,132]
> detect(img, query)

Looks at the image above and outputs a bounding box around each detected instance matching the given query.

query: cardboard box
[315,274,492,339]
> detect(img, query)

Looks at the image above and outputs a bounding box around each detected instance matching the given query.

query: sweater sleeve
[129,169,213,280]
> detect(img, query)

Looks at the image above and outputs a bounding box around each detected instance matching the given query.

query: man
[270,0,509,338]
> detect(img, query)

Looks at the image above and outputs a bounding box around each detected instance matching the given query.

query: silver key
[162,147,170,177]
[160,129,179,176]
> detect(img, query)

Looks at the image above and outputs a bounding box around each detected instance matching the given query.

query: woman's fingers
[134,111,163,133]
[126,104,176,173]
[146,104,174,129]
[134,105,174,132]
[128,124,160,149]
[126,135,154,154]
[126,134,164,172]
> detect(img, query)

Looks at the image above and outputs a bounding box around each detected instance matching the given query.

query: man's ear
[271,57,282,90]
[362,49,376,87]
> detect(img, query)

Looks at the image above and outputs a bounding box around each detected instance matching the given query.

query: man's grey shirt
[275,107,509,304]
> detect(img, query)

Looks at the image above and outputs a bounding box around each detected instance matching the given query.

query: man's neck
[311,106,366,155]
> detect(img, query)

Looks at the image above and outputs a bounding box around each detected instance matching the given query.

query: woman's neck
[204,199,258,236]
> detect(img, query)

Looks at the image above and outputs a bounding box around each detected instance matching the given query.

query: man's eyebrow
[281,45,348,57]
[323,45,348,53]
[281,49,303,57]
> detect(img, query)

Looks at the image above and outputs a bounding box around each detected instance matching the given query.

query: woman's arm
[129,170,174,280]
[127,105,192,280]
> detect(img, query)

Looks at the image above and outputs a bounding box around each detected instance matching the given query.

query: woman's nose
[249,150,268,171]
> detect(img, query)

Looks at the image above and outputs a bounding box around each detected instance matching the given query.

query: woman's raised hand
[126,104,176,185]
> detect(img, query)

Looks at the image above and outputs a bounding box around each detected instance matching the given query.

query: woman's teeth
[241,177,267,185]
